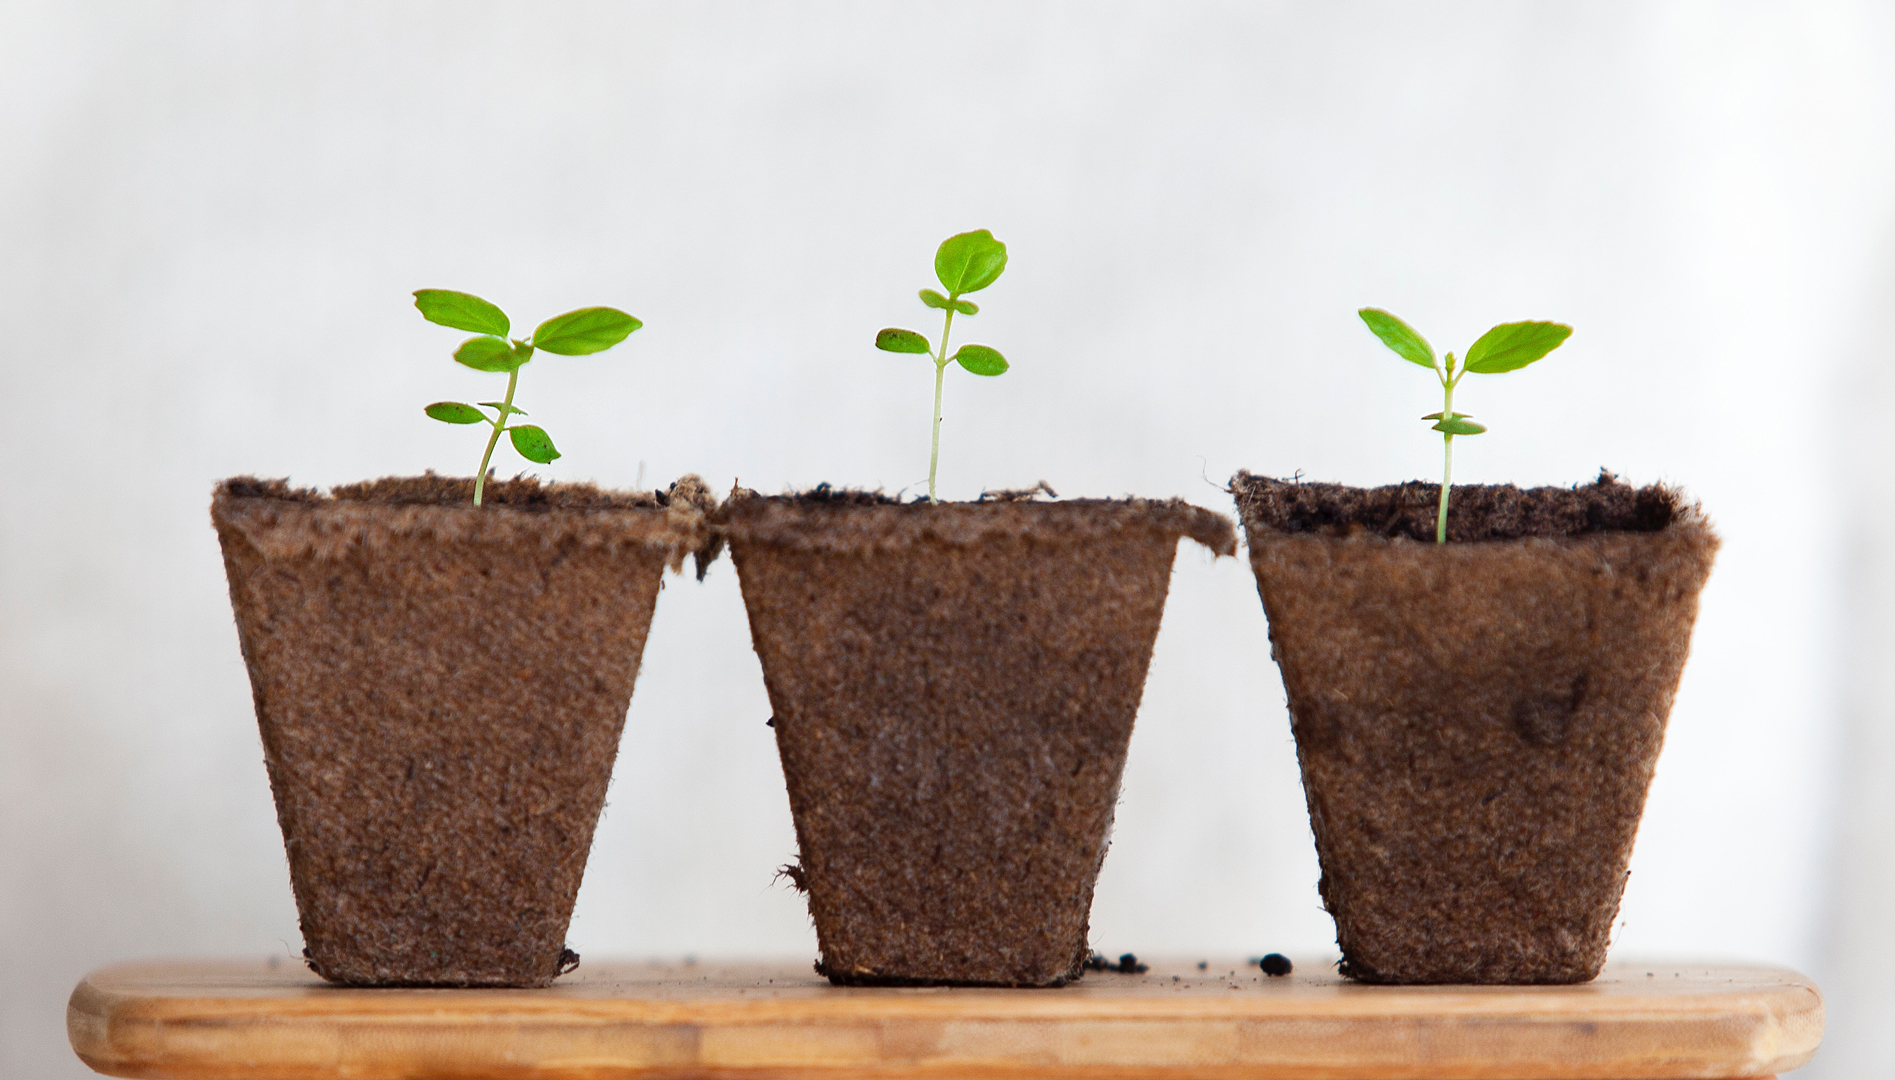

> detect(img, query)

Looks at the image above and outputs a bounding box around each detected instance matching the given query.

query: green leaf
[1463,320,1572,374]
[1358,308,1435,368]
[1431,417,1488,435]
[1420,411,1473,420]
[531,307,642,355]
[454,335,519,372]
[414,290,509,337]
[953,343,1009,376]
[479,401,527,416]
[920,289,979,315]
[876,328,931,354]
[424,401,487,424]
[934,229,1008,296]
[508,424,561,463]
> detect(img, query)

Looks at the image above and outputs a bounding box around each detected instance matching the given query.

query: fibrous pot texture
[211,474,714,987]
[719,489,1235,987]
[1231,471,1718,985]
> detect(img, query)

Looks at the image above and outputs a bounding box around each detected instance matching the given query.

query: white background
[4,4,1892,1075]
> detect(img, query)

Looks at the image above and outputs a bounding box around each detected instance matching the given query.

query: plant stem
[1436,368,1455,544]
[928,306,956,504]
[1438,434,1453,544]
[474,366,520,507]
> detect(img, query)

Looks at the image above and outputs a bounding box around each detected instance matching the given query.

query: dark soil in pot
[1230,471,1718,985]
[718,488,1235,987]
[211,474,715,987]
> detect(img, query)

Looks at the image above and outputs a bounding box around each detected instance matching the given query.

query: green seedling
[875,229,1011,503]
[1358,308,1572,544]
[416,289,641,506]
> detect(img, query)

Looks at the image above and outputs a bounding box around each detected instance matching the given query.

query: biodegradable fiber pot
[1231,471,1718,985]
[211,474,715,987]
[719,488,1235,987]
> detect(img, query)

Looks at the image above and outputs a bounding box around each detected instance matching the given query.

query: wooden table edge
[67,958,1825,1080]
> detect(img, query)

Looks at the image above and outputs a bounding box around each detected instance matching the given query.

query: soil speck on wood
[1083,952,1148,974]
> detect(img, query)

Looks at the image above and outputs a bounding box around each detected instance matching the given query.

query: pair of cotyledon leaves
[417,289,641,464]
[1358,308,1571,436]
[875,230,1010,376]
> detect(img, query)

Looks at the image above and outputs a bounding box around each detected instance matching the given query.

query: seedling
[875,230,1011,503]
[1358,309,1572,543]
[416,289,640,506]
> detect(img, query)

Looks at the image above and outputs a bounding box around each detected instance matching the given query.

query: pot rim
[212,474,717,569]
[1229,469,1710,546]
[715,485,1236,556]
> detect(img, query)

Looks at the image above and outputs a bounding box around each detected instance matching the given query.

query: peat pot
[1231,471,1718,985]
[718,489,1235,987]
[211,474,715,987]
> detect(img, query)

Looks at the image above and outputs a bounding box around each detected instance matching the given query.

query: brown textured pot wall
[1232,474,1718,985]
[720,493,1234,987]
[211,476,710,987]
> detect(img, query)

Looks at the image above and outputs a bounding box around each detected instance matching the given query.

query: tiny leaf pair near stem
[1358,309,1572,544]
[875,230,1011,503]
[417,289,641,506]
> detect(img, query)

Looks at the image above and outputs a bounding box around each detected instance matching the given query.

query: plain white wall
[3,3,1891,1075]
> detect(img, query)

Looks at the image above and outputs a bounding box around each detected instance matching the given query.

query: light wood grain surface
[67,957,1821,1080]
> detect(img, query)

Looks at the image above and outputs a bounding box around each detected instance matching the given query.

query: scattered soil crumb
[774,864,809,894]
[1083,951,1149,974]
[979,480,1058,502]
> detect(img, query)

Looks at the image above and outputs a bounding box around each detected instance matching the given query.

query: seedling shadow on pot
[718,231,1236,987]
[210,290,716,988]
[1229,310,1718,985]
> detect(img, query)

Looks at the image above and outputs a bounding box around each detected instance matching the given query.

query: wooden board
[68,958,1821,1080]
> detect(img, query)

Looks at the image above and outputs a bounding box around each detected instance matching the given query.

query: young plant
[416,289,641,506]
[875,230,1010,504]
[1358,309,1572,544]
